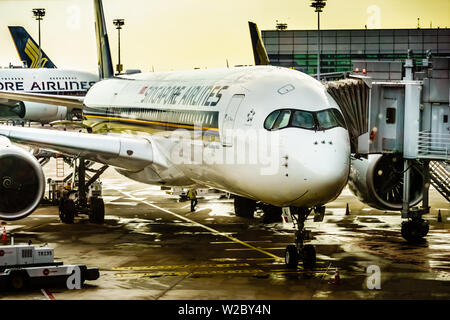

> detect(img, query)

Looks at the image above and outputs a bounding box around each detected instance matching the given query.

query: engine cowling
[348,154,423,210]
[0,139,45,220]
[12,101,67,123]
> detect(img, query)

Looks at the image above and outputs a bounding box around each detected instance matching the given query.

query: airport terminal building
[262,28,450,75]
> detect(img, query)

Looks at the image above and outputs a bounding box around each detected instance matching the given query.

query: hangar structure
[262,27,450,77]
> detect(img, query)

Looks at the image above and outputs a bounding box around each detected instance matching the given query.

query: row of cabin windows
[49,77,77,80]
[107,107,215,126]
[0,77,23,80]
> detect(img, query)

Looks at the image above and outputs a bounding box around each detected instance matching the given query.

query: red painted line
[41,289,56,300]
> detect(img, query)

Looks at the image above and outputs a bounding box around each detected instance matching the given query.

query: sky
[0,0,448,73]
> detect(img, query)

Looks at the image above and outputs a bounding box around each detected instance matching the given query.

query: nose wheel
[284,207,317,269]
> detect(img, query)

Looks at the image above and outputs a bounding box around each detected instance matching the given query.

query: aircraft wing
[0,125,161,172]
[0,90,84,110]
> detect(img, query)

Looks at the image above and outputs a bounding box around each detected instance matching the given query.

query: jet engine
[348,154,423,210]
[11,101,67,123]
[0,139,45,220]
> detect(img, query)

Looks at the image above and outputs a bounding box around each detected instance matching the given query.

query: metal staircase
[429,161,450,202]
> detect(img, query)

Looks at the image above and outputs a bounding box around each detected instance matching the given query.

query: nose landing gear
[284,207,318,269]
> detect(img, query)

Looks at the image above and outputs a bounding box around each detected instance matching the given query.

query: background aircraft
[0,26,98,123]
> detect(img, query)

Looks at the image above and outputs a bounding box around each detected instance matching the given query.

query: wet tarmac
[0,164,449,300]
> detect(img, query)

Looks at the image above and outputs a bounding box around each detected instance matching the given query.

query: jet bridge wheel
[401,219,429,243]
[59,198,76,224]
[234,196,256,218]
[89,197,105,224]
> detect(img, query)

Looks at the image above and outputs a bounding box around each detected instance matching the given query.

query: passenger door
[221,94,244,147]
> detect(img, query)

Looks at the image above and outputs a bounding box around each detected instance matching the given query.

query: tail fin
[248,21,269,66]
[93,0,114,79]
[8,26,57,69]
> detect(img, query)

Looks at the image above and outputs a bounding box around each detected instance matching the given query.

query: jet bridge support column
[400,72,430,242]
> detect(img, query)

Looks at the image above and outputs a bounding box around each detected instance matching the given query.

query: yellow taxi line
[116,189,283,261]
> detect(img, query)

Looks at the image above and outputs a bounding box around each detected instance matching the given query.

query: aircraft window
[264,108,346,131]
[331,109,347,129]
[272,110,291,130]
[292,110,315,129]
[316,109,344,130]
[263,110,280,130]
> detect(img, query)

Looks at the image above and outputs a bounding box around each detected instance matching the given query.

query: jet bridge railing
[417,131,450,161]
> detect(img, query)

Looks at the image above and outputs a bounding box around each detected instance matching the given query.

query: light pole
[310,0,326,80]
[32,8,46,68]
[113,19,125,74]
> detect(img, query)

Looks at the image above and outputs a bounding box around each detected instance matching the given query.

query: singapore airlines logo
[24,38,48,68]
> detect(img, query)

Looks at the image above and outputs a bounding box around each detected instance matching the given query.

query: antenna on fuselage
[93,0,114,79]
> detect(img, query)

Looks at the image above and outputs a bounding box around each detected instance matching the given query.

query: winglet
[93,0,114,79]
[8,26,57,68]
[248,21,269,66]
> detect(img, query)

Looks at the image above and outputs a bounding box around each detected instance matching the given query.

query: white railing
[417,131,450,160]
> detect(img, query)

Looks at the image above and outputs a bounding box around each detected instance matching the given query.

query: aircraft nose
[283,129,350,206]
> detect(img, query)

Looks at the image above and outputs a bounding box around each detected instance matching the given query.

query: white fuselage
[83,66,351,208]
[0,68,98,122]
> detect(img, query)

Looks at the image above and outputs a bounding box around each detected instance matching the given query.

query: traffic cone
[333,268,340,285]
[1,227,7,245]
[345,203,350,216]
[437,210,442,223]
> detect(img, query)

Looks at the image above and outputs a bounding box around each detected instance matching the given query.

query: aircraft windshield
[264,108,347,131]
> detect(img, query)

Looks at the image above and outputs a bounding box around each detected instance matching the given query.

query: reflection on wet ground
[0,167,449,300]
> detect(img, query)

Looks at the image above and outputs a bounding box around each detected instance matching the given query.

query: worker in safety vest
[187,188,198,212]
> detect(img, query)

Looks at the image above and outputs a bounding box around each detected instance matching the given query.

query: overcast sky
[0,0,448,73]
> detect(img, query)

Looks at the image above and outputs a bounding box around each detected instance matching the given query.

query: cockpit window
[292,110,315,129]
[264,108,346,131]
[263,110,280,130]
[316,109,339,130]
[331,109,347,129]
[272,110,291,130]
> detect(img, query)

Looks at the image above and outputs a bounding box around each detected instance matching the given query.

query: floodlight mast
[32,8,46,68]
[310,0,327,81]
[113,18,125,74]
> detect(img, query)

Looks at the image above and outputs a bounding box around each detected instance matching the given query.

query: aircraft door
[221,94,244,147]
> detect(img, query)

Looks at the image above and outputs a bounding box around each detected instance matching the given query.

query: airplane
[0,26,99,123]
[0,0,351,269]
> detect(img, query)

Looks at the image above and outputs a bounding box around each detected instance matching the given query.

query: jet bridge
[326,53,449,242]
